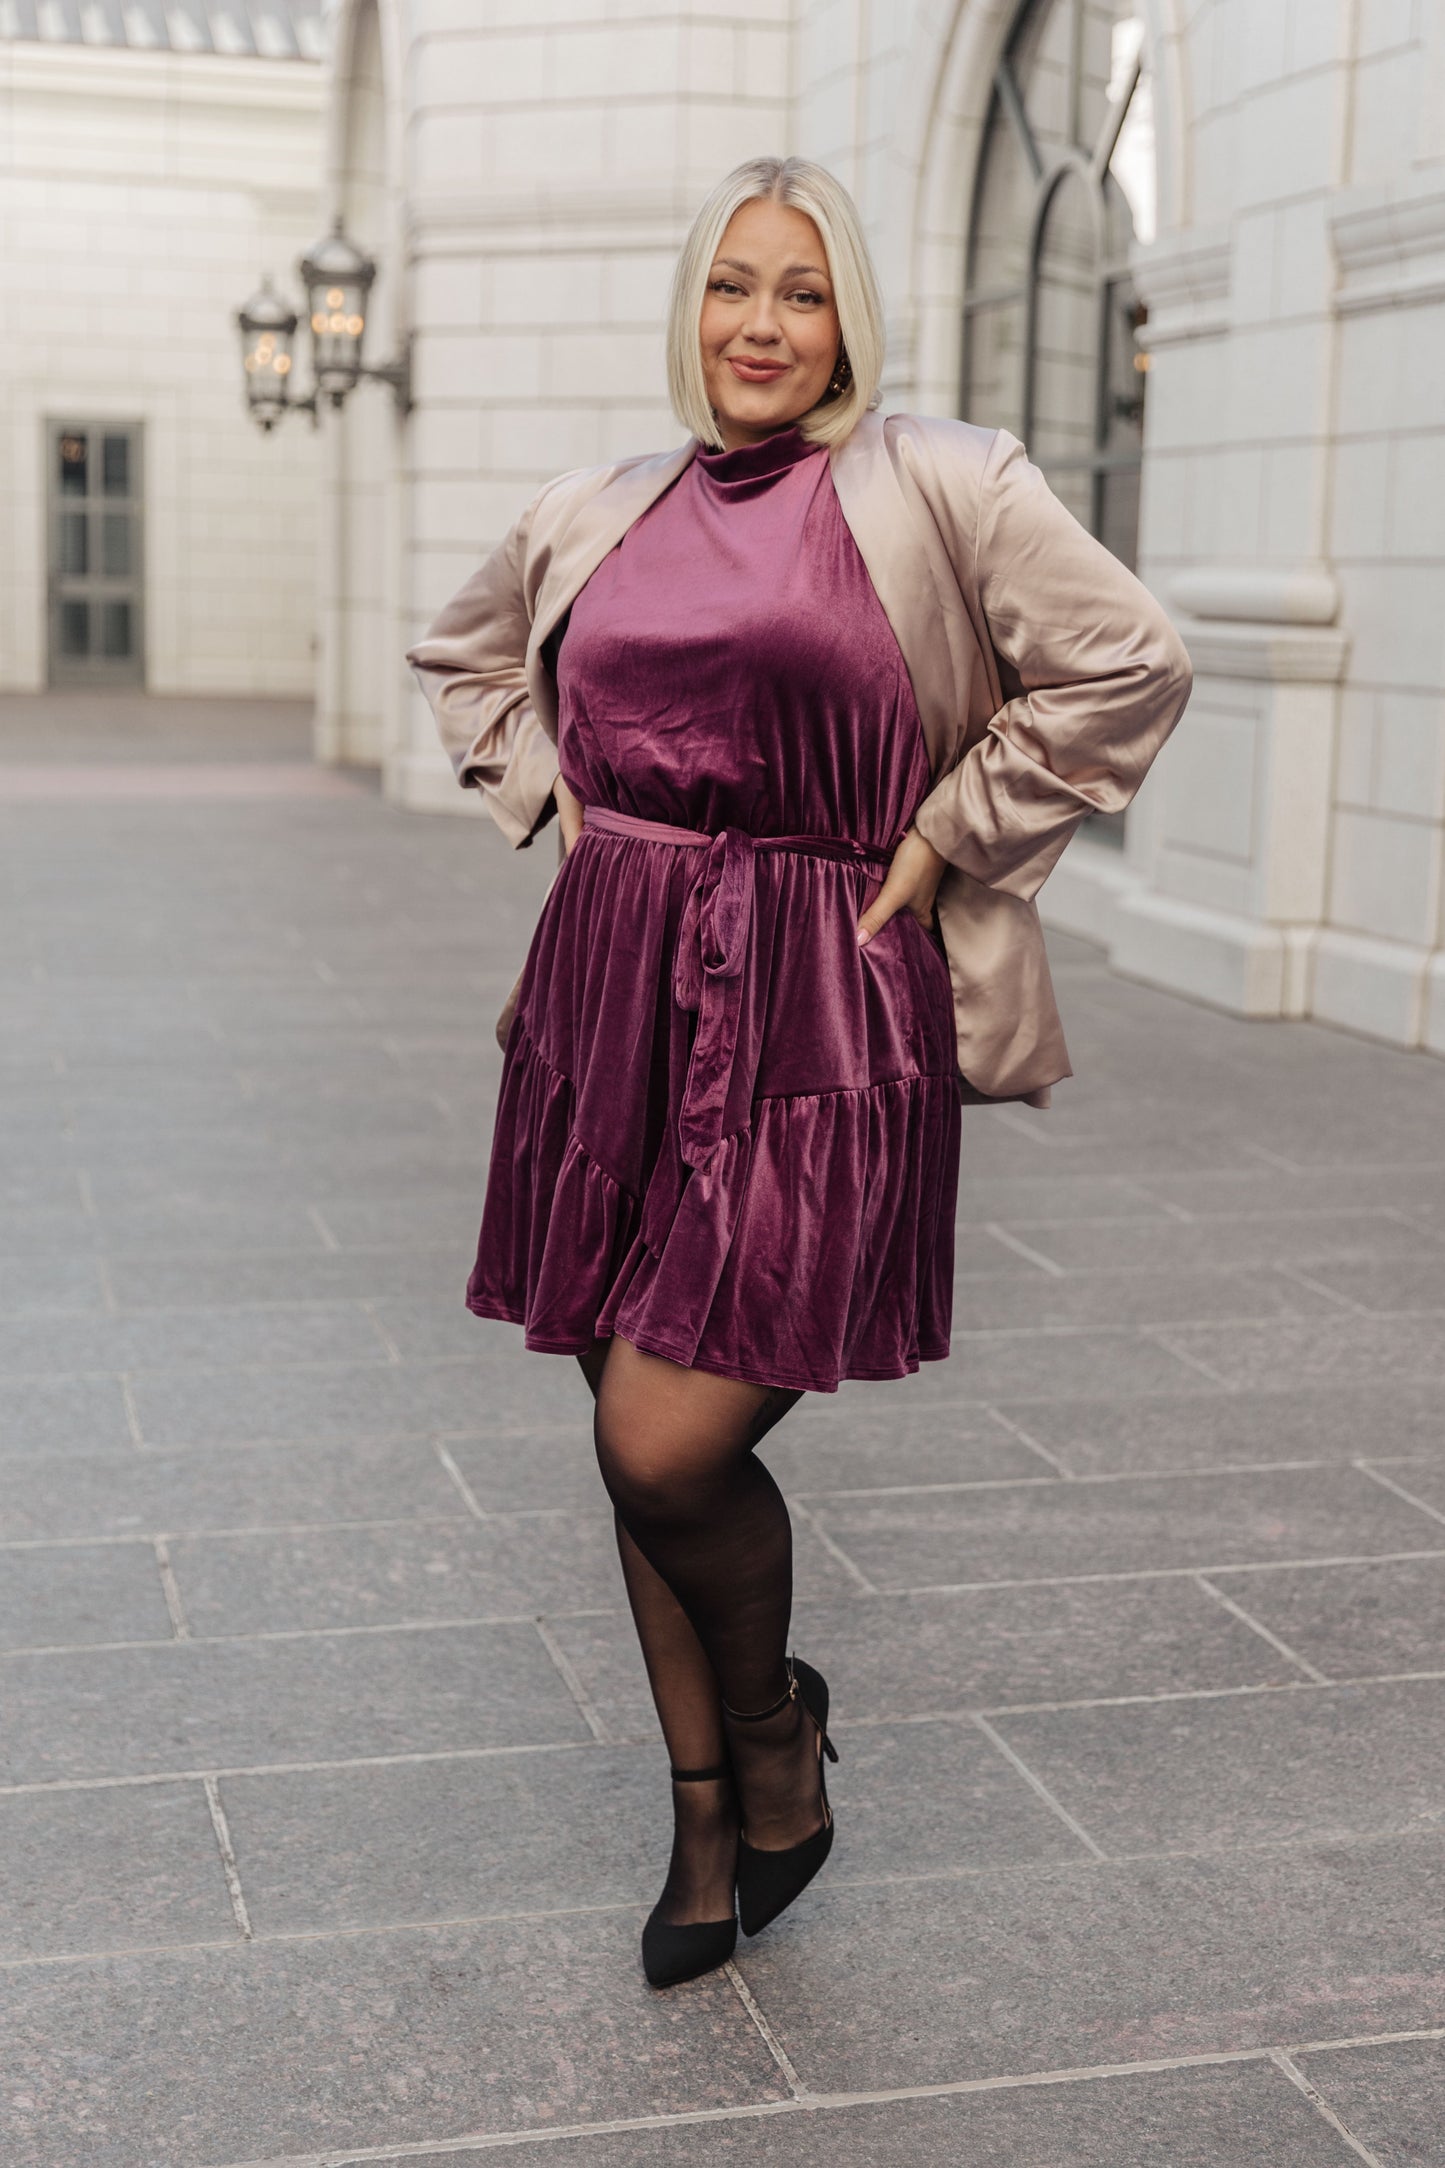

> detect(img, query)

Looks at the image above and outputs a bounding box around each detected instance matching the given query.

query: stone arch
[315,0,407,771]
[882,0,1190,418]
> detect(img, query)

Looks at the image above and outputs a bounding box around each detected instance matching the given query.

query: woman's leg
[577,1338,737,1924]
[590,1335,824,1859]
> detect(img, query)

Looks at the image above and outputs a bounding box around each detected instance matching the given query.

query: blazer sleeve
[404,485,560,850]
[910,427,1193,902]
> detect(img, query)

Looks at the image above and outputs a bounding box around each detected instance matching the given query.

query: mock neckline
[694,422,825,494]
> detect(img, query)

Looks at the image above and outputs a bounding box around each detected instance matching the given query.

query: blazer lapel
[829,411,966,780]
[525,438,701,733]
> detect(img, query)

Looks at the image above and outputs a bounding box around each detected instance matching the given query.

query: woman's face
[699,198,841,450]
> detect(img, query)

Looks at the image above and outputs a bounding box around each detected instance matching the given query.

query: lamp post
[234,216,410,433]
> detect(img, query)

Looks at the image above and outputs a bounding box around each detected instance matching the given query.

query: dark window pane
[100,601,134,658]
[1102,269,1147,457]
[968,90,1036,298]
[59,433,88,495]
[102,434,131,495]
[59,599,90,656]
[101,511,132,576]
[59,510,88,576]
[1032,167,1100,474]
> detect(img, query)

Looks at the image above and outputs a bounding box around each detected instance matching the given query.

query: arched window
[961,1,1155,569]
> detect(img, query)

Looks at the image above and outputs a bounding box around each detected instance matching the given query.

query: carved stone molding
[1130,224,1231,346]
[1171,614,1351,685]
[1331,176,1445,314]
[1169,563,1340,628]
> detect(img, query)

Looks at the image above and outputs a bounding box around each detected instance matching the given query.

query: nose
[739,294,783,345]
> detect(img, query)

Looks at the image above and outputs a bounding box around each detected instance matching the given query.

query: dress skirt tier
[468,421,963,1394]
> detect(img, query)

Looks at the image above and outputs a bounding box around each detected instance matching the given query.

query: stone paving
[2,694,1444,2167]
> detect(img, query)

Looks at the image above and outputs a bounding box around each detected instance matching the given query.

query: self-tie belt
[581,803,893,1173]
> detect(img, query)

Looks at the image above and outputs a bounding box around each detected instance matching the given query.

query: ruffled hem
[468,1015,960,1395]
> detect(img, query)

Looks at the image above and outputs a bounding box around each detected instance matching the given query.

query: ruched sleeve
[404,487,560,849]
[910,427,1193,902]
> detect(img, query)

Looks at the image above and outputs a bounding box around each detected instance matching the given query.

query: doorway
[46,420,145,687]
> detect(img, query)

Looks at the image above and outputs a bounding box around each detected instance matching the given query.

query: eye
[708,278,744,296]
[790,289,825,306]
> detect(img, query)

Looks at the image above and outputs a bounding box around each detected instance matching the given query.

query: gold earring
[827,348,853,399]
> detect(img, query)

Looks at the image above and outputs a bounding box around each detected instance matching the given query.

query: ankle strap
[722,1661,798,1725]
[669,1761,730,1783]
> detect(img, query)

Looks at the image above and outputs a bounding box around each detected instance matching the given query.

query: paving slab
[807,1464,1443,1591]
[881,1325,1203,1402]
[733,1834,1445,2094]
[1208,1554,1445,1679]
[165,1511,629,1634]
[993,1210,1445,1273]
[0,1436,470,1542]
[104,1245,463,1309]
[948,1264,1345,1328]
[1294,2035,1445,2165]
[0,1541,173,1650]
[1154,1314,1445,1388]
[542,1575,1303,1744]
[0,1374,135,1459]
[126,1351,584,1448]
[994,1677,1445,1854]
[402,2059,1370,2165]
[762,1399,1051,1491]
[992,1379,1445,1475]
[0,1620,588,1783]
[0,1301,387,1376]
[0,1255,106,1315]
[0,1912,787,2168]
[0,1782,234,1961]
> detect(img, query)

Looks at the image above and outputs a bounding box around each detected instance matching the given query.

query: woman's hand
[856,828,948,946]
[554,772,586,855]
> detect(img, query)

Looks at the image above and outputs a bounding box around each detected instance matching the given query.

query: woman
[406,156,1192,1990]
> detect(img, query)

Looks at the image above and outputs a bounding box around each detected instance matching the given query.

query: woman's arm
[404,485,561,849]
[908,427,1194,903]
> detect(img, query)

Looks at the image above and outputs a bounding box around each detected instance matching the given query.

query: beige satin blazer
[405,409,1193,1106]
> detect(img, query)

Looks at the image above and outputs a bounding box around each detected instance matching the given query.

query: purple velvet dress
[468,421,962,1393]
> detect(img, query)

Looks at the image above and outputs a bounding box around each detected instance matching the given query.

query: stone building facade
[336,1,1444,1057]
[0,3,324,696]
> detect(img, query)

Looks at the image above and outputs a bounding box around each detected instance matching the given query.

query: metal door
[46,421,145,687]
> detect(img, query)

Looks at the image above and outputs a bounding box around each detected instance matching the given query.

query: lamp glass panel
[59,433,88,495]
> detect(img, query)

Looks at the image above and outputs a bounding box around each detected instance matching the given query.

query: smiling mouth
[727,357,790,381]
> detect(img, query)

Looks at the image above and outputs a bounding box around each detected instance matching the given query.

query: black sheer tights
[576,1334,824,1927]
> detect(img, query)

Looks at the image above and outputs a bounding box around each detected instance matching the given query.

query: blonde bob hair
[666,156,885,452]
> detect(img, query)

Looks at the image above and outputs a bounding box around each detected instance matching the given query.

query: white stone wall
[0,42,324,696]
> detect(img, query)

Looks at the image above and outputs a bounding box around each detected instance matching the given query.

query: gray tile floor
[2,695,1444,2166]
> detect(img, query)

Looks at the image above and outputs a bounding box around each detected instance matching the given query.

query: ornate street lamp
[233,215,410,434]
[234,277,309,433]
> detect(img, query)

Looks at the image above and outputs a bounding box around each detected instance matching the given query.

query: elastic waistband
[582,802,892,872]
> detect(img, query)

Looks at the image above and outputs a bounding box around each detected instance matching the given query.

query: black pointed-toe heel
[727,1655,840,1939]
[640,1762,738,1990]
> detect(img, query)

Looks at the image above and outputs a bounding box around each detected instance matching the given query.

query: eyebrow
[714,257,831,281]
